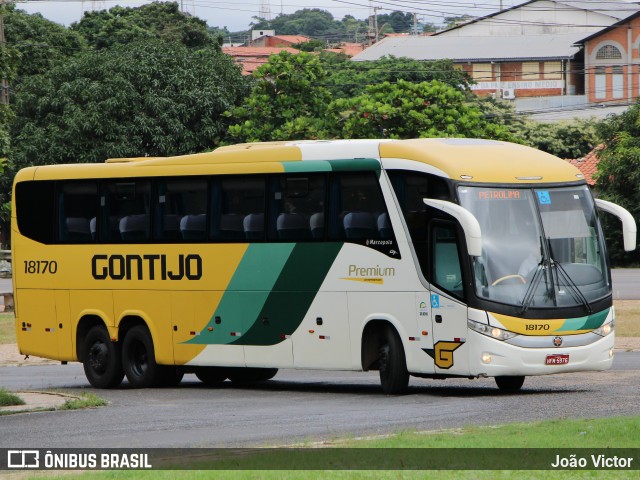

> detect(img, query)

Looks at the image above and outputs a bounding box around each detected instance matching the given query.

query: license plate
[545,354,569,365]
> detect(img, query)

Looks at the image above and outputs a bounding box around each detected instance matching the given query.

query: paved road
[611,268,640,300]
[1,353,639,448]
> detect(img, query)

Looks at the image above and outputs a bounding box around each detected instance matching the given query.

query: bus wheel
[195,367,228,386]
[227,367,278,383]
[379,327,409,395]
[122,325,160,388]
[157,366,184,387]
[495,375,525,391]
[83,325,124,389]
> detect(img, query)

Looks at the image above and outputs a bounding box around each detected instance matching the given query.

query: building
[352,0,640,103]
[222,46,300,75]
[352,33,583,98]
[578,11,640,104]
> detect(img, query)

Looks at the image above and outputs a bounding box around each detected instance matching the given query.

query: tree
[443,15,475,30]
[71,2,214,50]
[329,79,517,140]
[321,55,473,99]
[225,51,334,142]
[520,118,600,159]
[377,11,413,33]
[5,5,87,78]
[252,9,342,37]
[594,104,640,265]
[8,39,247,191]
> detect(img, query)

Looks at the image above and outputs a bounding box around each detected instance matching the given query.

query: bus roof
[18,138,584,185]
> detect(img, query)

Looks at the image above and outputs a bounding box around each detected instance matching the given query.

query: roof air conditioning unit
[502,89,516,100]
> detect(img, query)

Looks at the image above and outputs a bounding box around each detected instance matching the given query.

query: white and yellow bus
[11,139,637,393]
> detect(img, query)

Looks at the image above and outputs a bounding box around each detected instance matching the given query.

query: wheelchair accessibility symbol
[430,294,440,309]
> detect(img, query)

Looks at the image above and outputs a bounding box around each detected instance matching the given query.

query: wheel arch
[76,315,110,362]
[360,317,407,371]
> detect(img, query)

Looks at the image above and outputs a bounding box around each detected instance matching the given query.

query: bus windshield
[458,185,610,310]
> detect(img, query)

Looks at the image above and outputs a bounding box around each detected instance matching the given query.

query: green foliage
[443,14,476,29]
[330,79,516,140]
[71,2,214,49]
[521,118,599,159]
[252,9,367,42]
[9,38,247,177]
[292,39,326,52]
[595,104,640,265]
[225,51,334,142]
[4,5,86,78]
[322,55,473,99]
[0,388,24,407]
[377,11,413,33]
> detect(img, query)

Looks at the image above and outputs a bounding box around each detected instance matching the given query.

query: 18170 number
[24,260,58,274]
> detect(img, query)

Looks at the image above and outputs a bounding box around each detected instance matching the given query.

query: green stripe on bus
[282,160,332,172]
[186,243,295,345]
[557,308,610,332]
[232,242,343,346]
[327,159,380,172]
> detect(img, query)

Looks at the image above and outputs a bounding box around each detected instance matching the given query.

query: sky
[15,0,515,32]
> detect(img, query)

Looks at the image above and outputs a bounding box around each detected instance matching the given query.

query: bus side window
[57,182,98,243]
[101,180,151,243]
[431,222,464,300]
[157,178,208,242]
[212,176,266,242]
[329,172,388,241]
[269,174,326,241]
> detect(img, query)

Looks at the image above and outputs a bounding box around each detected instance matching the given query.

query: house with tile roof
[567,144,602,185]
[222,46,300,75]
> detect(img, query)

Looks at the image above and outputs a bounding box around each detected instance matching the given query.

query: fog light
[482,353,492,364]
[609,348,614,359]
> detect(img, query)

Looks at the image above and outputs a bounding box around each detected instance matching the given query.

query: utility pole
[413,12,418,35]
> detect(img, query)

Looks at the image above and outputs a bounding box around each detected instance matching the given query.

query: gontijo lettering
[91,254,202,280]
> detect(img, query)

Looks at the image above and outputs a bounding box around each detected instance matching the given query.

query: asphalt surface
[1,352,639,448]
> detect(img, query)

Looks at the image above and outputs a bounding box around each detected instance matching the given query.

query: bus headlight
[594,320,614,337]
[467,319,517,341]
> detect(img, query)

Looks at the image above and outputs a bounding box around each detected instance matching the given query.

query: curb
[0,391,77,414]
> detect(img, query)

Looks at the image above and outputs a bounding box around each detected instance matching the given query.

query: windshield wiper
[519,237,548,315]
[546,239,592,314]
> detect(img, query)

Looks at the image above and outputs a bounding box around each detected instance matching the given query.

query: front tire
[83,325,124,389]
[378,327,409,395]
[122,325,161,388]
[495,375,525,391]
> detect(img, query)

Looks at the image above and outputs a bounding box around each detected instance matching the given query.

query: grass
[26,416,640,479]
[59,392,107,410]
[0,386,24,406]
[0,311,15,344]
[613,300,640,337]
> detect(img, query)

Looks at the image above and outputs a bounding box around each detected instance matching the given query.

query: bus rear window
[15,181,56,244]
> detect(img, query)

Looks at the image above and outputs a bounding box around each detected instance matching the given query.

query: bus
[11,138,637,394]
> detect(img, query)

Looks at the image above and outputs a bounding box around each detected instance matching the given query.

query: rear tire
[195,367,228,386]
[495,375,525,391]
[83,325,124,389]
[378,327,409,395]
[227,367,278,383]
[122,325,161,388]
